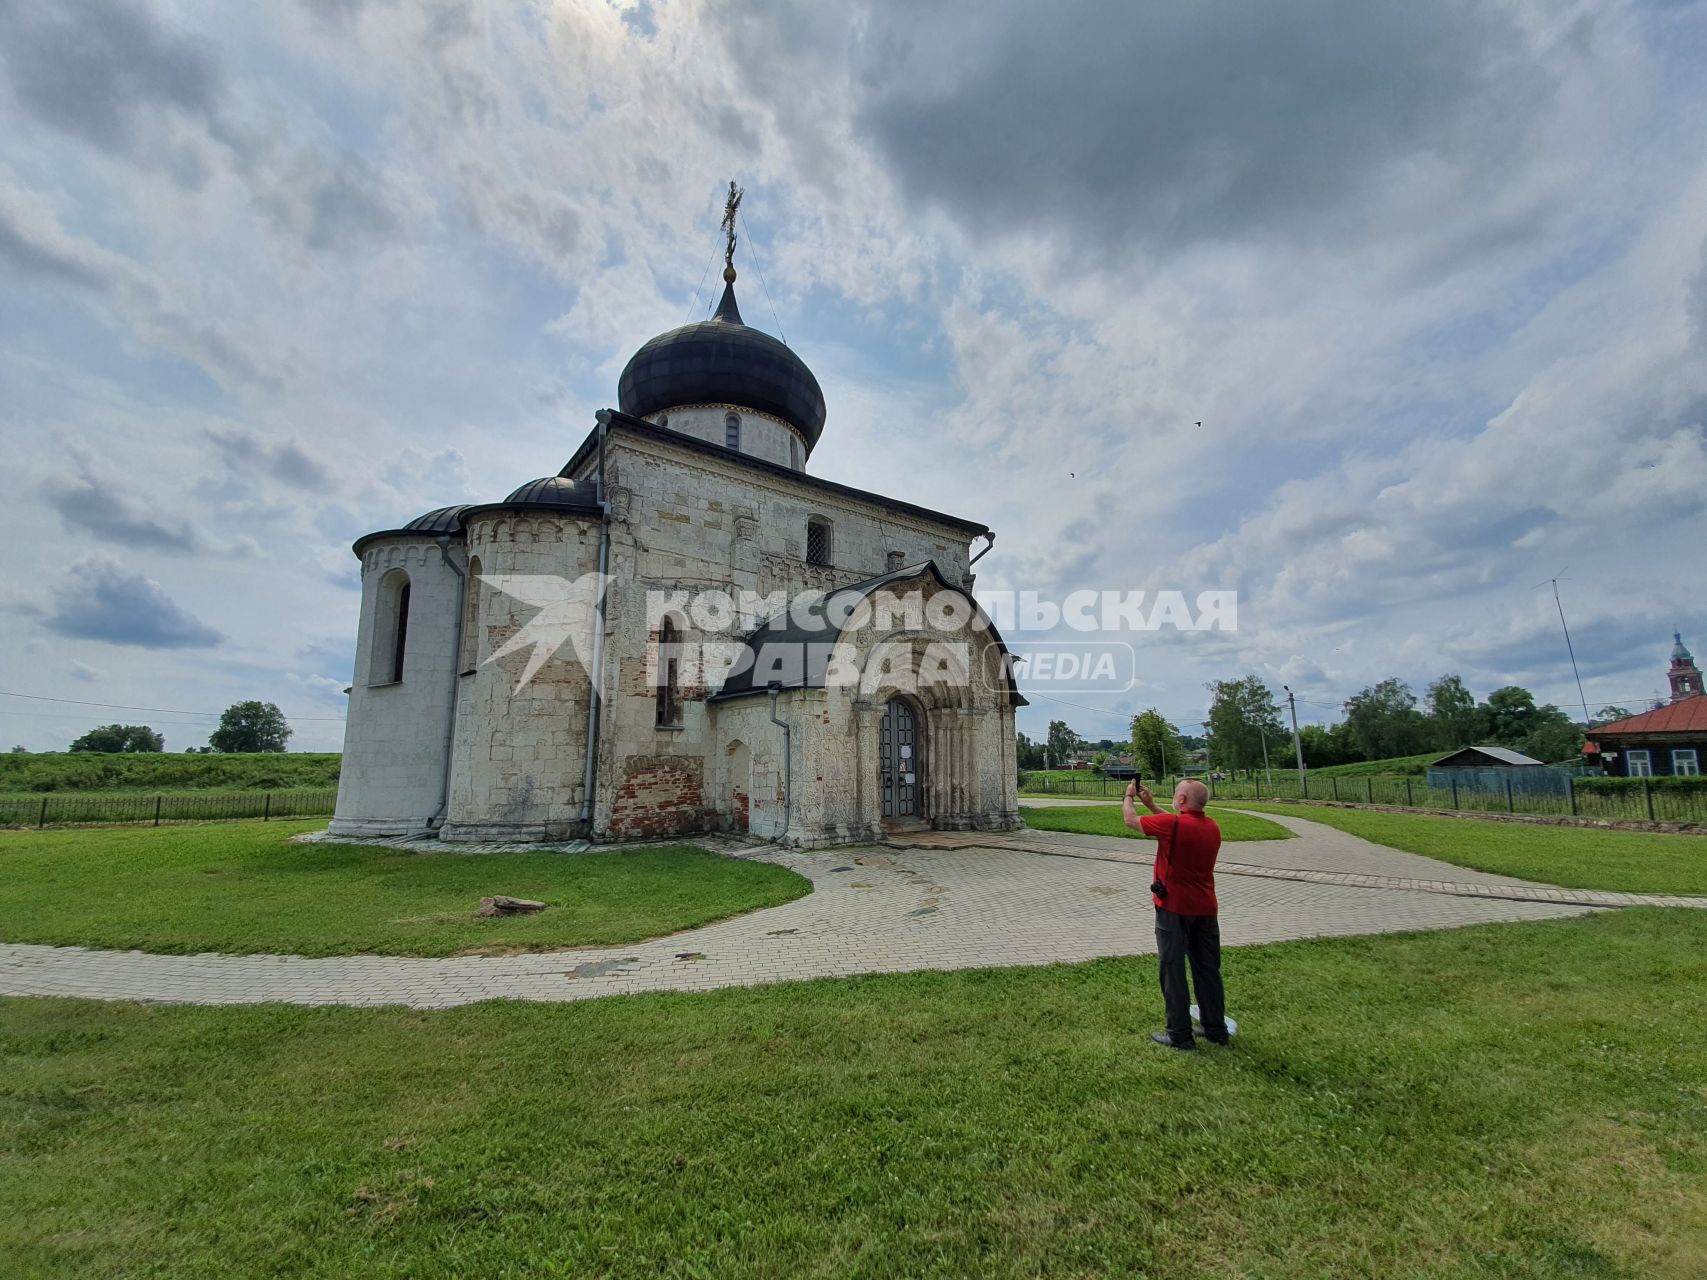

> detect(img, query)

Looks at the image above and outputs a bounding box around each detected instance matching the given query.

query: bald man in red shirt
[1124,777,1229,1049]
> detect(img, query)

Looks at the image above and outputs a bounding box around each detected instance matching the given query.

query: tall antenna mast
[1541,575,1591,724]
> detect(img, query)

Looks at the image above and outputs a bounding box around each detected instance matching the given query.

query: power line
[684,221,723,323]
[1022,691,1209,726]
[0,690,345,722]
[737,204,785,344]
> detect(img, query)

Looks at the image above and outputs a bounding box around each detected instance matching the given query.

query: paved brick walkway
[2,813,1698,1009]
[916,810,1707,910]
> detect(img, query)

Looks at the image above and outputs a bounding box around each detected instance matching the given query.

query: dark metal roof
[709,560,1025,706]
[504,476,599,508]
[559,411,991,536]
[351,482,602,557]
[403,504,471,533]
[1430,745,1545,768]
[618,279,827,451]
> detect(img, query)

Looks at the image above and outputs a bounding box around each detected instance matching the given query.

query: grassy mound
[0,751,342,794]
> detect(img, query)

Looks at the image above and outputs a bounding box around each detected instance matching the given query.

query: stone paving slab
[1,815,1617,1009]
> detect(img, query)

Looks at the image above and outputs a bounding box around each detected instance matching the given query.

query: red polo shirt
[1139,810,1222,916]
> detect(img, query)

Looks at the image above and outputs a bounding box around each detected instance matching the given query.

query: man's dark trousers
[1155,908,1227,1046]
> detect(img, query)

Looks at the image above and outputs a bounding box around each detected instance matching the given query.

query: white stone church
[331,247,1024,847]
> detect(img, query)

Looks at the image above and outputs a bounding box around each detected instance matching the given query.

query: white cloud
[1,0,1703,750]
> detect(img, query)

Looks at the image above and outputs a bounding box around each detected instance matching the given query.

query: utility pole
[1283,685,1306,790]
[1259,727,1273,786]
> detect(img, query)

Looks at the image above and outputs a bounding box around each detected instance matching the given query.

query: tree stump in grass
[476,896,547,918]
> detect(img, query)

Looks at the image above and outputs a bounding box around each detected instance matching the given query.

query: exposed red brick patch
[608,754,706,838]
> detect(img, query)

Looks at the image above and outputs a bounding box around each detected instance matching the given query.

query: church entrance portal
[880,697,922,821]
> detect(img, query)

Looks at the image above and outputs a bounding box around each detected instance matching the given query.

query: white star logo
[479,572,612,693]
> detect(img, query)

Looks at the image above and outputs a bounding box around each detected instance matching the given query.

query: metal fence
[0,789,338,829]
[1422,765,1598,796]
[1019,771,1707,824]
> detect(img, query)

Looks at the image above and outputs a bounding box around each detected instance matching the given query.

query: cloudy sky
[2,0,1704,753]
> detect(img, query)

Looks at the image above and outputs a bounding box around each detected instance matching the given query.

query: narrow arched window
[391,584,410,682]
[655,617,683,727]
[459,556,482,673]
[370,569,411,685]
[790,435,801,469]
[725,412,741,450]
[806,516,832,567]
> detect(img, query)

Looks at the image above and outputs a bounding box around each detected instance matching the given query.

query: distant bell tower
[1670,631,1702,702]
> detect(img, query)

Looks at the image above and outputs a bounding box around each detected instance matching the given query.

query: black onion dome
[403,504,471,533]
[618,278,827,451]
[503,476,599,508]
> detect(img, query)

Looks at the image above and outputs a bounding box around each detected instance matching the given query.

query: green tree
[1014,731,1045,771]
[1130,708,1182,780]
[9,745,28,754]
[1298,722,1358,768]
[1342,679,1428,761]
[1521,706,1583,763]
[1479,686,1538,747]
[209,702,292,754]
[1425,674,1478,749]
[1045,719,1081,766]
[1204,675,1285,773]
[69,724,165,753]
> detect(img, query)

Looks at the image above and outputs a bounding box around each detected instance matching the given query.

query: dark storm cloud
[0,0,225,155]
[45,472,203,553]
[45,558,223,649]
[204,428,335,491]
[0,0,400,249]
[1451,610,1700,704]
[728,0,1566,257]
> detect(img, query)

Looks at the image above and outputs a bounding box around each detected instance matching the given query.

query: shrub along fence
[0,789,338,829]
[1018,771,1707,824]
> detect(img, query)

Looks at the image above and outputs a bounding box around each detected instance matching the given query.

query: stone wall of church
[708,695,798,841]
[330,537,464,836]
[439,512,602,842]
[708,686,1020,849]
[575,431,977,595]
[644,404,806,470]
[585,432,986,842]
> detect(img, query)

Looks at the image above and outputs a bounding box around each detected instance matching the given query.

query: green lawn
[5,910,1706,1278]
[0,822,809,957]
[1230,803,1707,896]
[1023,803,1292,842]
